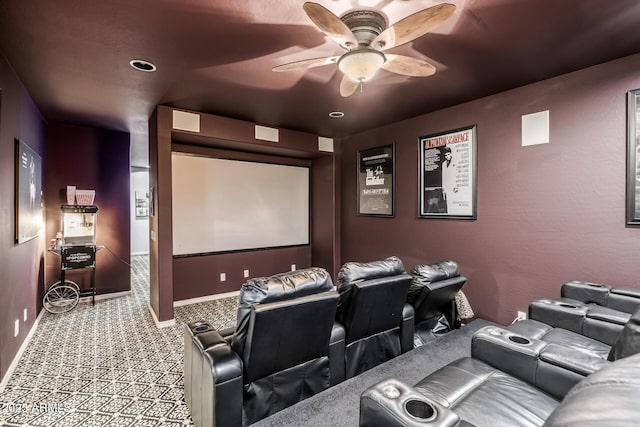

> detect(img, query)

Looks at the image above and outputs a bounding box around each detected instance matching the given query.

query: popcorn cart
[44,204,101,313]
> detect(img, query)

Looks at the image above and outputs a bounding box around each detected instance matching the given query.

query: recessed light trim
[329,111,345,118]
[129,59,157,72]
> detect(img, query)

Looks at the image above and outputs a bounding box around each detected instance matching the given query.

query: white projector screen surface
[172,153,309,255]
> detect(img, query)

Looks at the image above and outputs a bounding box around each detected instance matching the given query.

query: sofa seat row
[526,280,640,345]
[184,257,469,427]
[361,315,640,426]
[360,280,640,426]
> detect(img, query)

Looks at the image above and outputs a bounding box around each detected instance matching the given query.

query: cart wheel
[63,280,80,293]
[43,281,80,314]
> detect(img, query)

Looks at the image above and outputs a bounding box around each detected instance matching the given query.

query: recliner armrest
[401,303,415,353]
[471,326,546,386]
[200,336,244,427]
[360,378,471,427]
[218,326,236,342]
[529,298,588,333]
[561,280,611,306]
[329,322,346,386]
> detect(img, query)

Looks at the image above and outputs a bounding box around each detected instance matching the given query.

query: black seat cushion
[414,357,559,426]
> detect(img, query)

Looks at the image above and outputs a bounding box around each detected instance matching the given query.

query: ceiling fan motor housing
[340,10,387,48]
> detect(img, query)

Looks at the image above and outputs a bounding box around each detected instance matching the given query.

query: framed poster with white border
[627,89,640,225]
[418,125,477,220]
[357,144,395,217]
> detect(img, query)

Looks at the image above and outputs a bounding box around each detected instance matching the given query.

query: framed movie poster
[419,125,477,219]
[357,144,395,217]
[15,138,43,243]
[627,89,640,225]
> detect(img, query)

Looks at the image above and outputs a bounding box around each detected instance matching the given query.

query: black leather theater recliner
[527,280,640,345]
[184,267,341,427]
[360,326,640,427]
[408,260,467,346]
[335,256,414,378]
[506,304,640,397]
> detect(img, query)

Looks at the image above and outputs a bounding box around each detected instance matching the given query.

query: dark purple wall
[174,247,312,300]
[44,124,131,295]
[340,53,640,326]
[0,53,46,382]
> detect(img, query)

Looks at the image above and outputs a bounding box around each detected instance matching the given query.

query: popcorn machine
[61,204,98,245]
[44,204,101,313]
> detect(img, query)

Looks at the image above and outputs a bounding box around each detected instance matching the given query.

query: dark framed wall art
[418,125,477,219]
[627,89,640,225]
[15,138,43,243]
[357,144,395,217]
[135,191,150,218]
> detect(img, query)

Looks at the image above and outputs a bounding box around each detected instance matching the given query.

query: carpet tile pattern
[0,255,238,426]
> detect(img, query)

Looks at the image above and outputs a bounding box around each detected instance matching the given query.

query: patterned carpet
[0,255,238,426]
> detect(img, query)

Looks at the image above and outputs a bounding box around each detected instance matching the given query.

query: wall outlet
[220,273,226,282]
[14,319,19,337]
[243,269,249,278]
[291,264,296,271]
[24,308,27,322]
[516,311,527,321]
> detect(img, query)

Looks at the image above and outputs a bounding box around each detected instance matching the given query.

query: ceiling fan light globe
[338,50,385,82]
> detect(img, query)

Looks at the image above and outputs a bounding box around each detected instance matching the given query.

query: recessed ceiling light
[129,59,156,72]
[329,111,345,118]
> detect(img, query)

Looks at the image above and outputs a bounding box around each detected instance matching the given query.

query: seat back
[544,352,640,426]
[230,267,338,424]
[608,305,640,361]
[409,260,467,328]
[343,276,411,344]
[242,292,338,382]
[336,257,412,377]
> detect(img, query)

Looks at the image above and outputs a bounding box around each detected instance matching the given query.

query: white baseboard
[174,290,240,307]
[131,251,149,256]
[148,304,176,328]
[0,308,45,392]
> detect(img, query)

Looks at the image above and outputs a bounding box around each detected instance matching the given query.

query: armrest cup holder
[360,379,461,427]
[529,299,588,333]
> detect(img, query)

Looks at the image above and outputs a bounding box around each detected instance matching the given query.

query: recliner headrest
[337,256,406,290]
[410,260,460,283]
[240,267,333,305]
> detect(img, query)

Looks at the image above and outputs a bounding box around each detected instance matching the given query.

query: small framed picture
[135,191,149,218]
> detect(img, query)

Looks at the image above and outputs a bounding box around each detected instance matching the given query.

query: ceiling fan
[273,2,456,97]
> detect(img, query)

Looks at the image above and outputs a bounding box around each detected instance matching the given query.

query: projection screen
[171,153,310,256]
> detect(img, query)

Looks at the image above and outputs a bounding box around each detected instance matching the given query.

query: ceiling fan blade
[340,74,359,97]
[382,54,436,77]
[371,3,456,50]
[272,56,340,72]
[303,2,358,49]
